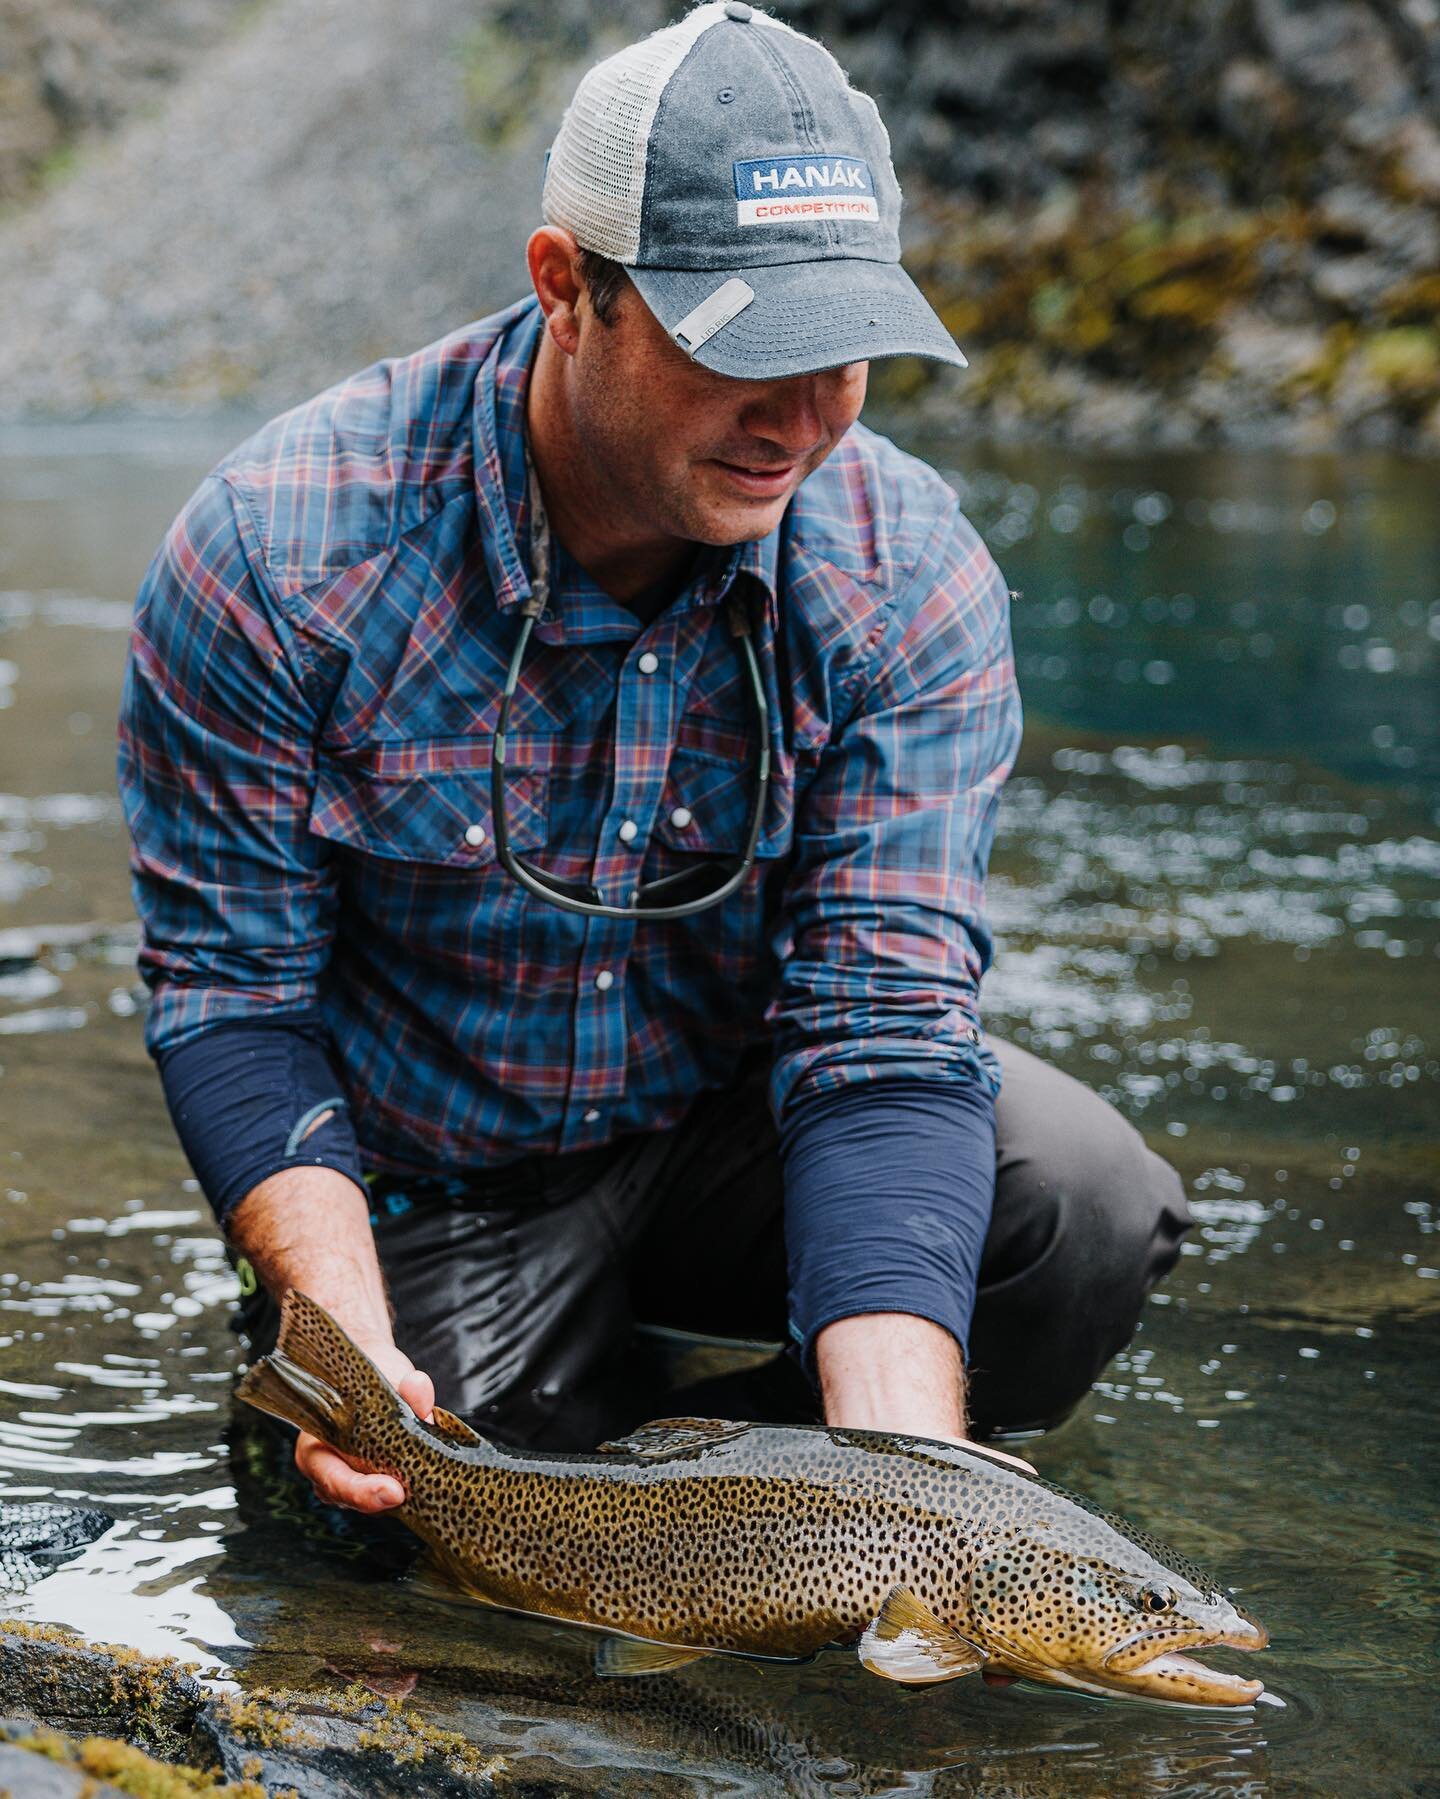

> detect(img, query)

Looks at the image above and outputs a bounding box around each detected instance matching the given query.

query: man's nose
[739,379,826,456]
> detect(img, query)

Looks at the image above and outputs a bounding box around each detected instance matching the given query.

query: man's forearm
[815,1312,967,1439]
[228,1166,393,1350]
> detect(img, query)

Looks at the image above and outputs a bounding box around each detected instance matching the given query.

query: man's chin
[683,481,796,546]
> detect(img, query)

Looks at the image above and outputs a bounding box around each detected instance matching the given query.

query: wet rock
[0,1620,201,1758]
[1315,186,1440,271]
[0,1720,264,1799]
[0,1737,131,1799]
[1253,0,1418,132]
[0,1623,685,1797]
[1214,312,1328,391]
[1215,58,1301,152]
[195,1692,499,1798]
[1313,252,1398,312]
[194,1684,687,1796]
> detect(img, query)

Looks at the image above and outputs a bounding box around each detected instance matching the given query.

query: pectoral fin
[408,1549,500,1609]
[859,1586,988,1685]
[596,1417,750,1460]
[595,1636,714,1678]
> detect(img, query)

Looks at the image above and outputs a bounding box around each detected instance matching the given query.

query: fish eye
[1137,1582,1176,1615]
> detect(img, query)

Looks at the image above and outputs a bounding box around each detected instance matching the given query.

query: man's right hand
[226,1167,437,1515]
[294,1337,436,1513]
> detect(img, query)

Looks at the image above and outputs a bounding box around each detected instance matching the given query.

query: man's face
[565,276,868,549]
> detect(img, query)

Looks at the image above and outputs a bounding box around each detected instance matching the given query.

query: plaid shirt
[119,297,1021,1177]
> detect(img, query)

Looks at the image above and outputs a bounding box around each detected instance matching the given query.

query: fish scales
[239,1289,1275,1706]
[407,1437,985,1654]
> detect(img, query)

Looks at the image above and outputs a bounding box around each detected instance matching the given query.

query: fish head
[965,1514,1269,1707]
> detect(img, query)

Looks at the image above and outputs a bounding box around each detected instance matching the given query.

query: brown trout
[239,1290,1274,1708]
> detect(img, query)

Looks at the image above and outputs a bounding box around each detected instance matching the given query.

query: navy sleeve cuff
[154,1012,367,1229]
[780,1077,996,1382]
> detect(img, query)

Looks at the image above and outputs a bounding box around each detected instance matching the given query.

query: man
[119,2,1189,1517]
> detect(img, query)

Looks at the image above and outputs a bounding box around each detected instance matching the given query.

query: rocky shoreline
[0,0,1436,449]
[0,1619,650,1797]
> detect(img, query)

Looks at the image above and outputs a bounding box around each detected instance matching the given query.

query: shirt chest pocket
[648,733,794,863]
[310,743,548,870]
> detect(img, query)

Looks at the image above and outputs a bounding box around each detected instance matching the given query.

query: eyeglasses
[490,456,771,921]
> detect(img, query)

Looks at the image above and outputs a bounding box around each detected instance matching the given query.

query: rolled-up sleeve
[768,500,1022,1118]
[117,474,337,1055]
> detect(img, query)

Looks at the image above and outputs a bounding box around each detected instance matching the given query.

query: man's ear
[527,226,585,357]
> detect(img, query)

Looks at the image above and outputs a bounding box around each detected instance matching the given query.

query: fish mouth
[1096,1616,1270,1706]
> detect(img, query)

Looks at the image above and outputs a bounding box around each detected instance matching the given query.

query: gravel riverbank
[1,0,1437,449]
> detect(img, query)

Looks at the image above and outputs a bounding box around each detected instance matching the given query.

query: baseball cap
[541,1,968,380]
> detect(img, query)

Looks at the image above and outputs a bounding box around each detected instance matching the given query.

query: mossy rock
[0,1621,201,1760]
[0,1721,267,1798]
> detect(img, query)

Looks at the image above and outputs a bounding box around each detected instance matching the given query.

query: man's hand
[229,1166,436,1512]
[295,1338,436,1512]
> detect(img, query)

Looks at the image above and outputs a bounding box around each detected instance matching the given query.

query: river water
[0,421,1435,1795]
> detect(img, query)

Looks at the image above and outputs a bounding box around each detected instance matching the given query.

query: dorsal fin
[425,1404,486,1447]
[859,1586,987,1685]
[595,1417,749,1461]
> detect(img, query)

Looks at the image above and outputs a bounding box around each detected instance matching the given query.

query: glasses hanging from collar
[490,450,771,921]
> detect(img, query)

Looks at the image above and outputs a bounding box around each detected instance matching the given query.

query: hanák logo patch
[732,154,878,226]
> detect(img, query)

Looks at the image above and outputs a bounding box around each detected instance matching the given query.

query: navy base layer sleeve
[780,1078,996,1380]
[155,1013,368,1229]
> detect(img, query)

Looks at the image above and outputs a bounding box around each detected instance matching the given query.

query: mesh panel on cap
[542,3,730,262]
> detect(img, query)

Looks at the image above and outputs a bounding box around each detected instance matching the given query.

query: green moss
[1361,328,1440,396]
[0,1724,265,1799]
[34,140,81,189]
[455,24,540,147]
[209,1680,506,1782]
[907,196,1262,387]
[208,1691,319,1752]
[337,1683,506,1781]
[0,1620,199,1758]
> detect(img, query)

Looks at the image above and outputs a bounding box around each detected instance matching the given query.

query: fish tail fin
[236,1348,351,1445]
[236,1288,400,1455]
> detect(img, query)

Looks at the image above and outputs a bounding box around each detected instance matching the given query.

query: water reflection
[0,428,1436,1793]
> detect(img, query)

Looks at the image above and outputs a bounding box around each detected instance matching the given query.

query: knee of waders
[1003,1102,1190,1297]
[971,1122,1192,1436]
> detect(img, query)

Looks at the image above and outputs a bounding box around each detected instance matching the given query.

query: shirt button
[617,819,639,845]
[637,651,660,675]
[464,823,487,847]
[594,969,615,992]
[669,806,693,830]
[583,1108,601,1124]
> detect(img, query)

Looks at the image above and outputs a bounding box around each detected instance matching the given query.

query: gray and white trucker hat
[541,0,968,380]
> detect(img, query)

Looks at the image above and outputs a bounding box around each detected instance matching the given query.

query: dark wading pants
[238,1039,1191,1448]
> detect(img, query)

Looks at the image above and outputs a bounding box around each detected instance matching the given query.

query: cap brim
[627,258,968,379]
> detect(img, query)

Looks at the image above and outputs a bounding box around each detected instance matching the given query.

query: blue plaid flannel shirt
[120,295,1020,1214]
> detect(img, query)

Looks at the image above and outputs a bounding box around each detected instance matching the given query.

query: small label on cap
[672,278,756,354]
[733,154,879,226]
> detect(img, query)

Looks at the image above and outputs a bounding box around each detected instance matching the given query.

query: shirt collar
[472,295,782,639]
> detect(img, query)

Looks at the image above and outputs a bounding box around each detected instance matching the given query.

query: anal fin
[859,1585,987,1685]
[595,1635,714,1678]
[426,1404,486,1447]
